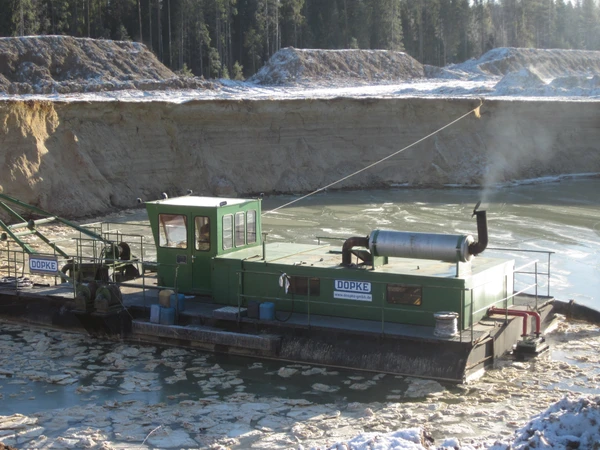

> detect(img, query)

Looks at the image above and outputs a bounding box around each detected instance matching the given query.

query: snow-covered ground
[2,46,600,103]
[2,75,599,104]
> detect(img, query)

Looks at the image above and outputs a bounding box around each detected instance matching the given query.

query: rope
[263,100,483,216]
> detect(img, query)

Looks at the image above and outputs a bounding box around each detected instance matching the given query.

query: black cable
[275,293,294,322]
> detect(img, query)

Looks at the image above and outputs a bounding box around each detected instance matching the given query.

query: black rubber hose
[552,299,600,325]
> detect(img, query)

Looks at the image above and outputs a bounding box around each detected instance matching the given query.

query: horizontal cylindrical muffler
[369,230,475,263]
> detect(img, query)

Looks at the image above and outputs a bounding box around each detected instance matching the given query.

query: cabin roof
[146,196,252,208]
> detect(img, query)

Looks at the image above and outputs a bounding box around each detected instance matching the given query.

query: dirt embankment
[1,39,599,218]
[249,47,424,85]
[0,36,212,94]
[1,97,599,218]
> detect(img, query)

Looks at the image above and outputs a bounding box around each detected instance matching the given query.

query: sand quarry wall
[0,97,599,218]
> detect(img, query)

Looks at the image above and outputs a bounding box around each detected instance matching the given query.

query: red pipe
[488,307,541,337]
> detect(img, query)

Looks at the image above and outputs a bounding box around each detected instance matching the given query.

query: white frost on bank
[2,45,600,102]
[507,396,600,450]
[325,396,600,450]
[1,74,599,103]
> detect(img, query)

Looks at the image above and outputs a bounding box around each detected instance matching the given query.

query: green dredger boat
[0,192,554,382]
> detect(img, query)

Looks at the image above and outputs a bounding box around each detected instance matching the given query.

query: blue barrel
[259,302,275,321]
[160,306,176,325]
[170,293,185,312]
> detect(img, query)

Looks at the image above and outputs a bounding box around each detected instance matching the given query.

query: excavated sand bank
[1,39,599,218]
[1,97,599,218]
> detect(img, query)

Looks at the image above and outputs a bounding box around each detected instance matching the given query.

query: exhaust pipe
[341,236,369,266]
[468,202,488,257]
[342,202,488,266]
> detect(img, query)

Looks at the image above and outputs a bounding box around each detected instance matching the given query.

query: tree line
[2,0,599,79]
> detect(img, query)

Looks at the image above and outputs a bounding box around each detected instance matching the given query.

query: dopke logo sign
[334,280,372,301]
[29,256,59,274]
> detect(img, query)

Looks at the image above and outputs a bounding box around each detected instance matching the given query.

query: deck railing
[487,247,554,298]
[234,247,554,344]
[0,230,554,344]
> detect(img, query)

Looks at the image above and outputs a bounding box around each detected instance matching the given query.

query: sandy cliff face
[0,97,598,217]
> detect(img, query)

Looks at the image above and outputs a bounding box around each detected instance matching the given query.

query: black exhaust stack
[341,236,370,266]
[468,201,488,257]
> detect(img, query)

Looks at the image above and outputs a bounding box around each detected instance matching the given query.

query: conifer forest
[2,0,599,79]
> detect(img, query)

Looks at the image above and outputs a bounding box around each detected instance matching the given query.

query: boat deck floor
[0,278,553,346]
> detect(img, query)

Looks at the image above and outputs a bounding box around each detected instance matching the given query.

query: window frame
[288,276,320,296]
[222,214,233,250]
[194,216,211,252]
[247,209,257,244]
[234,211,246,247]
[158,213,188,249]
[386,284,422,306]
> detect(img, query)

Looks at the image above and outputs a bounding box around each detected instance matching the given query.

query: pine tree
[581,0,599,50]
[244,27,261,72]
[281,0,304,47]
[12,0,40,36]
[370,0,403,50]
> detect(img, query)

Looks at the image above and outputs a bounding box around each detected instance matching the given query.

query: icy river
[1,177,600,449]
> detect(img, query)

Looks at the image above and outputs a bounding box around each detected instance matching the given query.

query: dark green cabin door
[156,213,193,293]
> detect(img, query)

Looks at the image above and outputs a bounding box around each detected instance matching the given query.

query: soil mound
[449,47,600,79]
[493,67,547,94]
[249,47,424,85]
[0,36,211,95]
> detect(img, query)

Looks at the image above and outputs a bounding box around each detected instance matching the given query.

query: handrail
[487,247,555,255]
[471,283,538,317]
[235,268,482,341]
[487,247,552,297]
[234,246,550,344]
[316,236,347,245]
[1,234,552,343]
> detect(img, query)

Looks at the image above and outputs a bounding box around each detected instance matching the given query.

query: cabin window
[247,210,257,244]
[158,214,188,249]
[222,214,233,250]
[289,277,320,296]
[386,284,422,306]
[195,216,211,251]
[235,212,245,247]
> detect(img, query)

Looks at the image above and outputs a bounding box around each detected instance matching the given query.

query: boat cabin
[146,195,514,331]
[145,196,261,294]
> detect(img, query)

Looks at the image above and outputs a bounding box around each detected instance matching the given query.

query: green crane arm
[0,218,36,254]
[0,193,112,255]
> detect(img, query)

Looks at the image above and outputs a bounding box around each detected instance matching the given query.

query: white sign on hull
[334,280,372,302]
